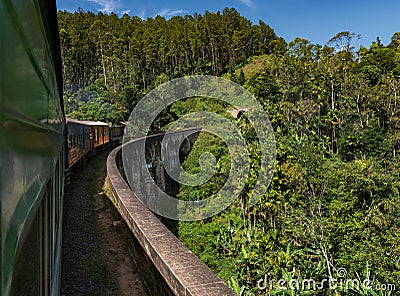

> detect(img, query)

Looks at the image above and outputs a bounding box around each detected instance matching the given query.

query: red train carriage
[66,118,111,168]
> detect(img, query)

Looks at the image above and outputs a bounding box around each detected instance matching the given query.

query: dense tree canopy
[58,8,283,122]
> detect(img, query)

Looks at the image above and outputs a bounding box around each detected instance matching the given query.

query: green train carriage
[0,0,64,295]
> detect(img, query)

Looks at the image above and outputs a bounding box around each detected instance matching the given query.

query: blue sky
[56,0,400,47]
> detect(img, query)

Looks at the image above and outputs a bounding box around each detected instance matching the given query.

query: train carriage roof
[66,117,109,127]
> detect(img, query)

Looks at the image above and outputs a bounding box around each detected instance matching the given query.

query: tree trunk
[356,94,363,128]
[100,43,107,87]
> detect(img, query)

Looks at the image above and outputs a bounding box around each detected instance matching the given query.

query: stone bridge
[123,129,200,210]
[107,129,235,296]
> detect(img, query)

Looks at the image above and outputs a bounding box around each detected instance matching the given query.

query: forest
[58,8,400,295]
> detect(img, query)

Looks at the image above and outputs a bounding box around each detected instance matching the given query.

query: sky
[56,0,400,47]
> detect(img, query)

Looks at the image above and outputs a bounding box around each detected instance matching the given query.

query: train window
[13,204,41,295]
[99,128,103,144]
[54,159,60,233]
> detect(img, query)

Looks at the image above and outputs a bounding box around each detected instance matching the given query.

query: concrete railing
[106,140,235,296]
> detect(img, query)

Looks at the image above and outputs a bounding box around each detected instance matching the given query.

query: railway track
[61,149,147,296]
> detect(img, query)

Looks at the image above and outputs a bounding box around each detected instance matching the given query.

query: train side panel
[86,122,109,149]
[66,119,90,167]
[104,126,110,146]
[0,0,64,295]
[110,125,125,146]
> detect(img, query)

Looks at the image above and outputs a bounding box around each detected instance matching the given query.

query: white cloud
[139,8,146,19]
[87,0,120,13]
[155,8,186,18]
[238,0,253,8]
[121,9,131,15]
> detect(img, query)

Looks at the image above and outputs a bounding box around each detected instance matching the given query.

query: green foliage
[173,33,400,294]
[64,89,125,122]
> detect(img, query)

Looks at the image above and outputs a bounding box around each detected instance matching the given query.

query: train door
[98,127,104,146]
[104,127,110,145]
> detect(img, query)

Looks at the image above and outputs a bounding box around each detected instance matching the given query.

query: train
[66,118,124,168]
[0,1,124,294]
